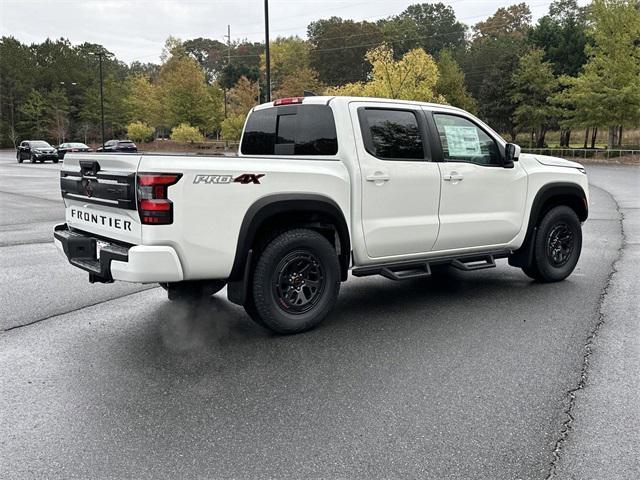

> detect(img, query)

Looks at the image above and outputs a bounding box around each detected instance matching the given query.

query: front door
[351,102,441,259]
[429,111,528,251]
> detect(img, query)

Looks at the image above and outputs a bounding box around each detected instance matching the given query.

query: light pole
[89,51,107,150]
[264,0,271,102]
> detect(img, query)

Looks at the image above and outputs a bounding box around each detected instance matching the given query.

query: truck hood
[532,154,584,170]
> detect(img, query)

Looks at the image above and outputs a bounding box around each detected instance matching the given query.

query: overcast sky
[1,0,588,64]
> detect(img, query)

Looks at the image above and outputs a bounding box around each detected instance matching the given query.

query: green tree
[473,3,532,41]
[125,75,161,127]
[170,123,204,143]
[0,36,36,146]
[217,41,263,90]
[378,16,421,59]
[558,0,640,147]
[47,87,70,144]
[19,89,48,139]
[329,45,444,103]
[308,17,383,85]
[127,121,154,142]
[273,68,324,99]
[384,3,467,56]
[221,115,246,141]
[511,49,559,147]
[260,36,313,92]
[458,4,532,138]
[227,76,260,116]
[435,50,477,113]
[528,0,589,76]
[157,53,222,133]
[183,37,227,82]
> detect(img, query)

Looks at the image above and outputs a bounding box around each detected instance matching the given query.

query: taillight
[137,173,181,225]
[273,97,303,106]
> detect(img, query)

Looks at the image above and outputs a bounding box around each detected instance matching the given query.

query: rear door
[427,111,527,250]
[60,153,142,245]
[350,101,441,259]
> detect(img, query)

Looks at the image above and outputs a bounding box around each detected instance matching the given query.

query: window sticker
[443,125,481,156]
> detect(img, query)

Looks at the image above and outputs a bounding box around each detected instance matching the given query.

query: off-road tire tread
[528,205,582,282]
[251,228,340,334]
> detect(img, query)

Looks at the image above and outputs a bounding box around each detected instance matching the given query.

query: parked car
[96,140,137,153]
[56,142,92,159]
[16,140,59,163]
[54,96,589,335]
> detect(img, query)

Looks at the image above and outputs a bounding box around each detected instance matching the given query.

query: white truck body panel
[56,96,589,286]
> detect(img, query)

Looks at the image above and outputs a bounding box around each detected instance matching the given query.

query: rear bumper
[54,223,183,284]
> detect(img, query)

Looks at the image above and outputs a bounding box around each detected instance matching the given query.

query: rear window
[241,104,338,156]
[359,108,425,160]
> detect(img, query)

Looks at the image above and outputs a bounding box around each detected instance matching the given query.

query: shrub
[126,121,154,143]
[170,123,204,143]
[221,115,246,141]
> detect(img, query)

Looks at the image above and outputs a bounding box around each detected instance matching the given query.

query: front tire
[249,228,340,334]
[524,206,582,282]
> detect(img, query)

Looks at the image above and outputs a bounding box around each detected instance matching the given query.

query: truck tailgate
[60,153,142,245]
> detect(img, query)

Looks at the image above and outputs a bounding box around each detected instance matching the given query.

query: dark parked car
[96,139,138,153]
[56,142,92,159]
[16,140,59,163]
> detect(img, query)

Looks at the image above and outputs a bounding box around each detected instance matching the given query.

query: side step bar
[352,250,510,280]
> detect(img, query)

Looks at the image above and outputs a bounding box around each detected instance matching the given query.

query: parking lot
[0,150,638,479]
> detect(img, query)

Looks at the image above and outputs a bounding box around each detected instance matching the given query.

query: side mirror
[504,143,520,168]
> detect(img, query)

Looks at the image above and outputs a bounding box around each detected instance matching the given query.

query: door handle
[443,172,463,182]
[365,172,390,182]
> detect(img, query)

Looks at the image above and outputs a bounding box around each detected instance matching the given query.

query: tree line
[0,0,638,148]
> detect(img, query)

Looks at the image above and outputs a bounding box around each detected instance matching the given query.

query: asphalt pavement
[0,150,637,479]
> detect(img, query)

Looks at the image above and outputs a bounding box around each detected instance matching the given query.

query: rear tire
[162,280,226,301]
[17,154,23,163]
[30,154,36,163]
[523,206,582,282]
[250,228,340,334]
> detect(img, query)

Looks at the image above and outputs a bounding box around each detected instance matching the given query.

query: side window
[433,113,501,166]
[359,108,426,161]
[241,105,338,156]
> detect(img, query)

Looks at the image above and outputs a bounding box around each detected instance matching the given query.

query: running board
[352,250,509,280]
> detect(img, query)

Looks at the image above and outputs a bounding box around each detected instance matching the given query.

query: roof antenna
[303,90,317,97]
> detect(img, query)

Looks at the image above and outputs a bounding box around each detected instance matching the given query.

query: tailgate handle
[80,160,101,176]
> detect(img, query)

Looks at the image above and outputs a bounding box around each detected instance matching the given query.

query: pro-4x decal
[193,174,265,185]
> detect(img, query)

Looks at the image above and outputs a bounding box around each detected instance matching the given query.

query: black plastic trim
[509,182,588,268]
[353,250,509,279]
[61,168,136,210]
[54,223,129,283]
[228,193,351,283]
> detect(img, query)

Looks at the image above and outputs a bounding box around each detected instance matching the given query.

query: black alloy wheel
[546,222,574,267]
[273,250,325,314]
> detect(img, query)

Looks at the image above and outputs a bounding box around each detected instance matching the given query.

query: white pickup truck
[54,96,589,334]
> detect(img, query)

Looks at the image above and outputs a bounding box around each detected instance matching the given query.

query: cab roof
[253,95,467,115]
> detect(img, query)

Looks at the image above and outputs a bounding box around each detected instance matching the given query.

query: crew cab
[54,96,589,334]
